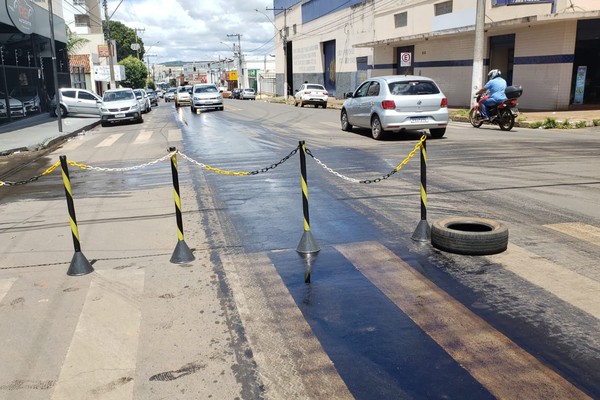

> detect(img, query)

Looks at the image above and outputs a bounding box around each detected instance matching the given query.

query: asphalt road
[0,99,599,399]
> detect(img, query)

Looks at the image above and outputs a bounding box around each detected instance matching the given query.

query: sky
[105,0,279,63]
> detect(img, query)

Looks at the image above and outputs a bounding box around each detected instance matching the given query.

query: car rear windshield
[389,81,440,95]
[307,85,325,90]
[104,91,134,101]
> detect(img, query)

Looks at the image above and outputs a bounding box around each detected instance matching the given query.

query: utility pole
[102,0,116,89]
[266,6,290,101]
[227,33,243,88]
[134,27,145,60]
[470,0,486,106]
[48,0,62,132]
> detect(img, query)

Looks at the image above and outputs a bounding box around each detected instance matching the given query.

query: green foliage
[528,117,589,129]
[102,20,144,61]
[169,78,177,87]
[118,56,148,89]
[146,80,156,90]
[575,121,587,128]
[593,119,600,127]
[66,26,90,55]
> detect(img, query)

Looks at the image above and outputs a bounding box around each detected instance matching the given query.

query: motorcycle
[469,85,523,131]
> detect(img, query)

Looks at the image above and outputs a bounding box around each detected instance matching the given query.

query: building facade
[0,0,68,124]
[272,0,600,110]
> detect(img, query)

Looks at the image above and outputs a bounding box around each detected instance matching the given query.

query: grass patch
[451,109,470,118]
[593,119,600,127]
[528,117,589,129]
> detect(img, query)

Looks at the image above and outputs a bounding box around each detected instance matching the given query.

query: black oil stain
[63,287,80,292]
[149,362,206,382]
[10,297,24,306]
[0,380,55,390]
[90,376,133,395]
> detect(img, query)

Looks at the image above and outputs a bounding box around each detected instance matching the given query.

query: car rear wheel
[341,110,352,132]
[371,115,386,140]
[430,128,446,139]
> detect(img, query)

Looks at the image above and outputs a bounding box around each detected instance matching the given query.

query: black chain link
[249,145,300,175]
[1,175,44,186]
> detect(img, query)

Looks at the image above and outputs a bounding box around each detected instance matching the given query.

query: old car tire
[431,217,508,256]
[371,115,386,140]
[430,128,446,139]
[341,109,352,132]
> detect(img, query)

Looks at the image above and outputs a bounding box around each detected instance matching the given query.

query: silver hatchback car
[191,84,223,112]
[341,75,448,140]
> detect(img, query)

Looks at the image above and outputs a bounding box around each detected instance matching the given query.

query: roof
[69,54,91,73]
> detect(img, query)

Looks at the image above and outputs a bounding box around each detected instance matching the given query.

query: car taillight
[304,91,310,94]
[440,98,448,108]
[324,91,328,95]
[381,100,396,110]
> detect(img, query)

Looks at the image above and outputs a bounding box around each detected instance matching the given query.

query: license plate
[411,117,427,123]
[115,113,125,118]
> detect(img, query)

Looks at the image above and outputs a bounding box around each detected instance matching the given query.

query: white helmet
[488,69,501,79]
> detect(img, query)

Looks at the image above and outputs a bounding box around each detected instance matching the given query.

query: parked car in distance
[0,91,25,119]
[98,88,142,127]
[164,87,176,102]
[294,83,328,108]
[341,75,448,140]
[175,85,192,107]
[191,84,223,112]
[145,89,159,106]
[50,88,102,118]
[10,86,40,114]
[133,88,151,113]
[231,88,241,99]
[240,88,256,100]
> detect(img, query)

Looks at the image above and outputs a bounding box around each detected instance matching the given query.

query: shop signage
[6,0,35,34]
[93,65,126,82]
[573,66,586,105]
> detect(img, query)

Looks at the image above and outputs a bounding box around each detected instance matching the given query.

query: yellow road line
[545,222,600,246]
[336,241,590,400]
[488,243,600,320]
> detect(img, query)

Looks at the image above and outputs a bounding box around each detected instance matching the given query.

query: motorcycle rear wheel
[469,108,483,128]
[498,110,515,131]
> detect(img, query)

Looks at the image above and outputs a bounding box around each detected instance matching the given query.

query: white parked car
[294,83,328,108]
[239,88,256,100]
[50,88,102,118]
[133,88,151,113]
[98,88,143,127]
[0,91,25,119]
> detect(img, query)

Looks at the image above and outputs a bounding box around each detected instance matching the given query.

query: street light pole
[48,0,62,132]
[471,0,486,106]
[266,6,291,101]
[102,0,116,89]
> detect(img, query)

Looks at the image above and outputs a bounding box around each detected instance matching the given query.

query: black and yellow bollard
[168,147,195,264]
[411,137,430,241]
[296,141,320,264]
[60,155,94,276]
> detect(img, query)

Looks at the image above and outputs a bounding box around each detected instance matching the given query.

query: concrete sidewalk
[0,114,100,156]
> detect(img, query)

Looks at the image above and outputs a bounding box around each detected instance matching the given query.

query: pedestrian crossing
[1,222,598,398]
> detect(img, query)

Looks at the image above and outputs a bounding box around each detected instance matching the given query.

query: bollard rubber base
[296,230,320,254]
[67,251,94,276]
[170,240,195,264]
[411,219,431,242]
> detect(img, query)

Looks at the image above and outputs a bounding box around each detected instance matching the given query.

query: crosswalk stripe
[487,244,600,320]
[97,133,123,147]
[134,130,153,144]
[51,269,144,400]
[0,278,17,303]
[220,251,353,399]
[167,129,181,143]
[337,241,590,400]
[545,222,600,246]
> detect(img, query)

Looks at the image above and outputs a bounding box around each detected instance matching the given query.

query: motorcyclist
[476,69,507,120]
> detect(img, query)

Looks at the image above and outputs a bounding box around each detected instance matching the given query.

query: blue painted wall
[273,0,365,21]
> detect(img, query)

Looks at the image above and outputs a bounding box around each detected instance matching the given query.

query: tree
[119,56,148,88]
[102,20,144,62]
[66,26,90,55]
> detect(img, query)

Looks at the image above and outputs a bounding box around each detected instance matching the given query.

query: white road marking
[167,129,181,143]
[134,130,153,144]
[97,134,123,148]
[51,269,144,400]
[0,278,17,303]
[337,241,590,400]
[487,243,600,320]
[545,222,600,246]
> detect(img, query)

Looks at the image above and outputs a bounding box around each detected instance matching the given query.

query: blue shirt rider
[477,69,507,120]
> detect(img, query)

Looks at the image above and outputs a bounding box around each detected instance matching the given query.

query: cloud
[106,0,278,62]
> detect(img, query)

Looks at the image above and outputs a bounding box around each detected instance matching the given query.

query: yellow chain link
[67,160,89,170]
[393,134,426,172]
[41,161,62,176]
[202,165,250,176]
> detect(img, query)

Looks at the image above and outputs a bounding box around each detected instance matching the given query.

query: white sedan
[294,83,328,108]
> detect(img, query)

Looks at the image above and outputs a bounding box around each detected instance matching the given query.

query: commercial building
[272,0,600,110]
[0,0,68,124]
